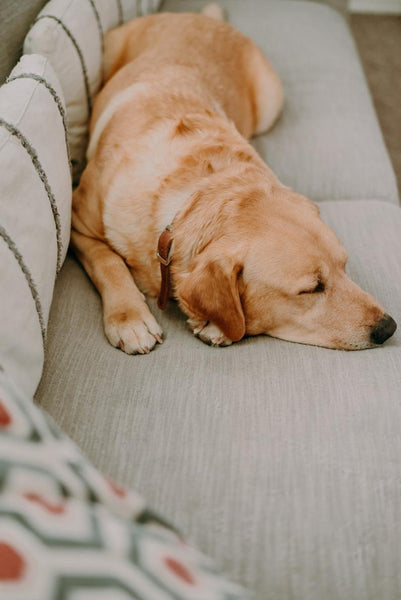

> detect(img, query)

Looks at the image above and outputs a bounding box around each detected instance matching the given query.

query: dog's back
[92,11,282,144]
[77,12,283,295]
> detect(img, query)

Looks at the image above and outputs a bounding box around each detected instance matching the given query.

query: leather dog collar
[157,225,174,310]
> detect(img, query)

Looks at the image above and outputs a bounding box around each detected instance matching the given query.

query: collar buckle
[157,243,174,266]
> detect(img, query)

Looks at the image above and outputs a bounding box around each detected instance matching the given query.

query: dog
[71,3,397,354]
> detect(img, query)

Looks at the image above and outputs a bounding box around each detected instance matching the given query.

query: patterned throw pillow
[0,54,71,398]
[24,0,163,183]
[0,373,252,599]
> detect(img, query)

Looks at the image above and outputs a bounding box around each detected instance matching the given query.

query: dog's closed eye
[298,281,325,295]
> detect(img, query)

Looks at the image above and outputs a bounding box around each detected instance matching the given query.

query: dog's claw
[187,319,207,335]
[188,321,232,347]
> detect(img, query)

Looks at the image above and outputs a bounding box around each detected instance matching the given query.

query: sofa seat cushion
[36,199,401,599]
[0,372,252,600]
[163,0,398,204]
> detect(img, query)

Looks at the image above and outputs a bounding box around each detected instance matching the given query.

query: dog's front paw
[105,307,163,354]
[188,320,232,347]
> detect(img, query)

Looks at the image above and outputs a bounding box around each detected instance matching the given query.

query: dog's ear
[178,252,245,342]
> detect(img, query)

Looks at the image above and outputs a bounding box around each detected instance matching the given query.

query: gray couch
[3,1,401,598]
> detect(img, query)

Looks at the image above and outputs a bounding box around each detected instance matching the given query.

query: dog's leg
[71,230,163,354]
[248,46,284,137]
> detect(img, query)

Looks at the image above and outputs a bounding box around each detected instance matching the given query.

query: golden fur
[71,6,395,354]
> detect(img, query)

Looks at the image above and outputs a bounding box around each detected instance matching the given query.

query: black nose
[370,313,397,345]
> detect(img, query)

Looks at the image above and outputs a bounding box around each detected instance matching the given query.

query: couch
[1,1,400,598]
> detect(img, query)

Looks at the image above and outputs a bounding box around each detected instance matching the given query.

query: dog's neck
[154,150,280,309]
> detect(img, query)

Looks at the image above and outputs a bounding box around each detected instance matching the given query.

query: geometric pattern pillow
[24,0,163,184]
[0,54,71,398]
[0,372,253,599]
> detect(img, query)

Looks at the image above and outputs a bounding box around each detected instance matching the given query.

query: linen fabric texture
[36,200,401,600]
[0,372,252,599]
[24,0,163,183]
[163,0,398,204]
[35,2,401,598]
[0,54,71,398]
[0,0,48,84]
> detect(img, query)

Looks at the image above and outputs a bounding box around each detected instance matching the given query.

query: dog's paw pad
[105,309,163,355]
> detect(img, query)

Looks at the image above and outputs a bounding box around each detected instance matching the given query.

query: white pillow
[24,0,163,184]
[0,54,71,398]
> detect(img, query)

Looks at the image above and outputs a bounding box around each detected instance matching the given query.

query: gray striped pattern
[87,0,104,54]
[6,72,71,171]
[34,14,92,116]
[116,0,124,25]
[0,226,46,343]
[0,118,63,273]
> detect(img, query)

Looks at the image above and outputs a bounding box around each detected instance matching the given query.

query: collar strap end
[157,226,174,310]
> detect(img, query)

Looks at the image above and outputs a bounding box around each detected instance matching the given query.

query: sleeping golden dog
[71,4,396,354]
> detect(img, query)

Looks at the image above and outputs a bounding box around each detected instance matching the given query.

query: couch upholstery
[289,0,349,15]
[32,1,401,599]
[0,53,73,399]
[0,0,48,84]
[0,373,253,600]
[0,1,164,85]
[36,200,401,599]
[164,0,398,204]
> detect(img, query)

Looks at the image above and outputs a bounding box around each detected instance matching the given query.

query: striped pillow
[24,0,163,184]
[0,54,71,397]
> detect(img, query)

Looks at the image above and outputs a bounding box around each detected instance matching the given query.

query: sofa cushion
[35,199,401,599]
[163,0,398,204]
[0,372,252,599]
[24,0,163,183]
[0,0,48,84]
[0,54,71,398]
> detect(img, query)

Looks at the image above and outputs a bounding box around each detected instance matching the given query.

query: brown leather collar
[157,225,174,310]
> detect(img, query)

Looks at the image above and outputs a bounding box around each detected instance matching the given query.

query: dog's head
[176,186,396,349]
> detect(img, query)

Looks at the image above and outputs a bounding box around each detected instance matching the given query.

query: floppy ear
[178,254,245,342]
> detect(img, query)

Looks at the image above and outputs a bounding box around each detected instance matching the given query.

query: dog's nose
[370,313,397,345]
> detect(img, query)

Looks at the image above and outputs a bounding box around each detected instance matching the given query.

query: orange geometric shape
[0,542,25,580]
[24,493,66,515]
[165,556,196,585]
[0,400,11,427]
[107,478,126,498]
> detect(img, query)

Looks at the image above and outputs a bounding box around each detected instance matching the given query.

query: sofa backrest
[0,0,48,84]
[0,0,165,85]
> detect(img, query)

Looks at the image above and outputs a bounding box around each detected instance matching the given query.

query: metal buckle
[157,240,174,266]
